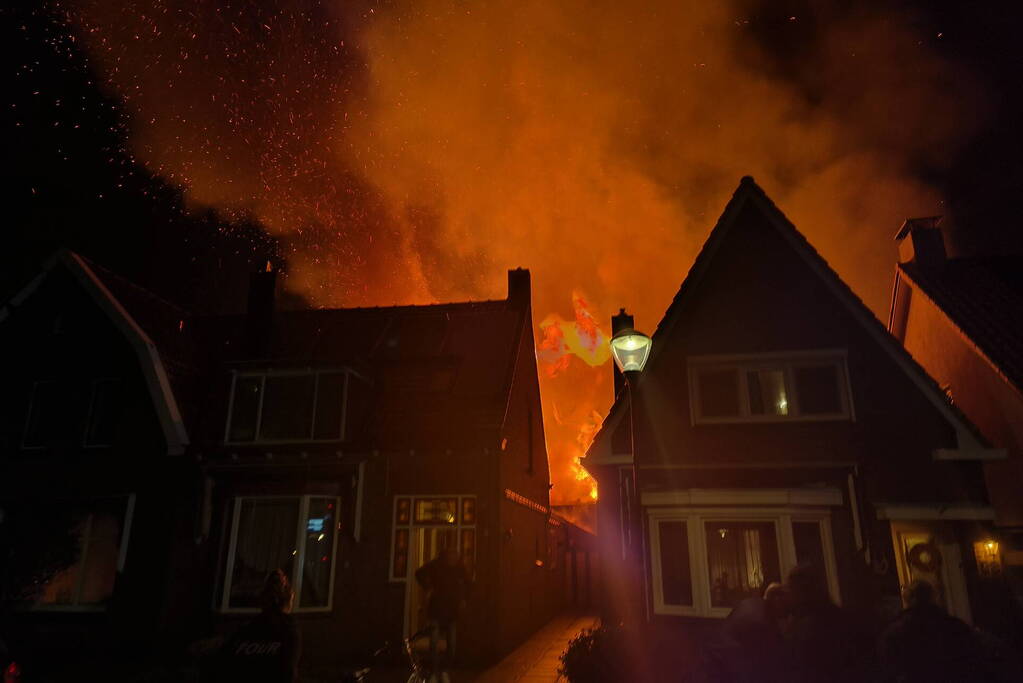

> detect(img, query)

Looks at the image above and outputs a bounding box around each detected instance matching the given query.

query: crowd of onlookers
[711,565,1022,683]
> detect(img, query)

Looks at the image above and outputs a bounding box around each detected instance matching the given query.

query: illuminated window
[221,495,340,612]
[746,369,788,416]
[225,370,353,443]
[689,352,851,424]
[650,511,838,617]
[390,495,477,582]
[705,522,781,607]
[973,540,1002,578]
[3,497,134,611]
[414,498,458,524]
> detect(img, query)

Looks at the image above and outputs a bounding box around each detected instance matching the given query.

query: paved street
[362,613,599,683]
[473,613,599,683]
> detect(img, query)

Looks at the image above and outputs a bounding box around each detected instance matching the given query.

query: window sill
[218,607,333,615]
[224,438,346,447]
[693,413,850,425]
[19,605,107,613]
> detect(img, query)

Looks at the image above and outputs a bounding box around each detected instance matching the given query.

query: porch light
[974,539,1002,577]
[610,328,652,374]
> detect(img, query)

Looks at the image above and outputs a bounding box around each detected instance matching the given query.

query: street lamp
[610,328,652,375]
[609,322,651,622]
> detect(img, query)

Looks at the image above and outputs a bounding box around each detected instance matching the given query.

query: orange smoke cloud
[63,0,985,504]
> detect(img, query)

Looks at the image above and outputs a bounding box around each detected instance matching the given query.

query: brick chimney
[507,268,531,309]
[611,308,634,398]
[245,262,277,355]
[895,216,946,269]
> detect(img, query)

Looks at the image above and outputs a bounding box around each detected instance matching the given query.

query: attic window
[84,379,122,447]
[226,370,352,444]
[23,380,62,449]
[689,352,852,424]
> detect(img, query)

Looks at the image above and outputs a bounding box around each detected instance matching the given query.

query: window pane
[414,498,458,524]
[747,369,788,416]
[461,497,476,525]
[461,529,477,577]
[793,521,827,577]
[228,376,262,442]
[300,498,336,608]
[794,365,842,415]
[85,379,121,446]
[313,373,346,440]
[34,513,88,606]
[27,499,125,607]
[395,497,412,525]
[24,381,60,447]
[393,528,410,578]
[229,498,299,609]
[78,512,122,604]
[658,521,693,606]
[697,369,740,417]
[260,375,316,440]
[705,521,781,608]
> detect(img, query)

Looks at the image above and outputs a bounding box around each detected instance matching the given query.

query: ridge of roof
[193,297,510,324]
[79,254,191,318]
[586,176,988,461]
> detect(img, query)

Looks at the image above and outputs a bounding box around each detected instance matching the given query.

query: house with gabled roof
[0,252,595,678]
[585,177,1003,643]
[889,218,1023,603]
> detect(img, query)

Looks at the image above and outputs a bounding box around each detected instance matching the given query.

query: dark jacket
[787,600,870,683]
[878,604,990,683]
[220,609,301,683]
[415,557,471,625]
[724,597,791,683]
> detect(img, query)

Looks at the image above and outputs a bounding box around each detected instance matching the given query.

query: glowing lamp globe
[610,328,652,374]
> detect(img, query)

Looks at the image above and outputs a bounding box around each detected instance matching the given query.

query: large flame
[59,0,985,504]
[538,292,611,377]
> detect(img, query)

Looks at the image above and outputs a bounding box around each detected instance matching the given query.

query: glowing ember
[52,0,985,505]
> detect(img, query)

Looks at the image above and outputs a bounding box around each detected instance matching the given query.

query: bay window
[225,370,353,444]
[221,495,340,612]
[650,509,838,617]
[689,351,852,423]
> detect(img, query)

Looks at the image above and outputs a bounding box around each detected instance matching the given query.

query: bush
[558,624,629,683]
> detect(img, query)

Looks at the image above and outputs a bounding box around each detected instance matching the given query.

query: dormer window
[84,379,121,447]
[23,380,59,449]
[226,370,353,444]
[689,351,852,424]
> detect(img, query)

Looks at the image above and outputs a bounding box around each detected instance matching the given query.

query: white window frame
[648,506,840,618]
[220,494,341,614]
[29,494,136,612]
[224,369,352,445]
[83,377,120,448]
[688,350,854,425]
[389,494,477,582]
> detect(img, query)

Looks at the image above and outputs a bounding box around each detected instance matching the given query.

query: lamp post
[609,323,651,621]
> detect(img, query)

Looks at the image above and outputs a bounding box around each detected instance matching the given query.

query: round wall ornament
[908,543,942,573]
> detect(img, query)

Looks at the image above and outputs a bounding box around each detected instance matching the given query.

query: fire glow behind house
[52,0,986,502]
